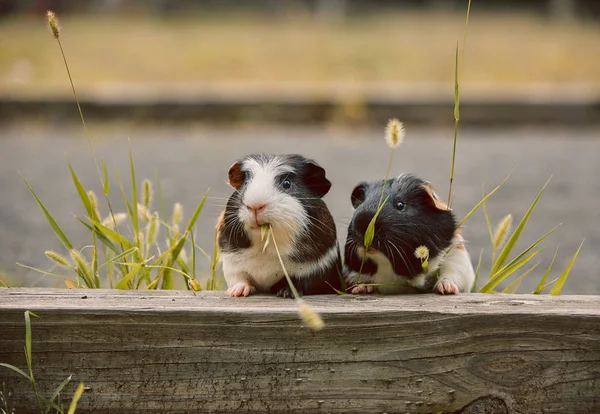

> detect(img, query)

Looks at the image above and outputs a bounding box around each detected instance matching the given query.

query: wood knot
[454,395,508,414]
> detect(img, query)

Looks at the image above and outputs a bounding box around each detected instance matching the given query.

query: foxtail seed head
[297,298,324,331]
[46,11,60,39]
[172,202,183,226]
[101,212,127,228]
[87,190,100,219]
[137,203,152,222]
[493,214,513,250]
[142,179,153,209]
[147,212,159,246]
[384,118,405,149]
[45,250,71,268]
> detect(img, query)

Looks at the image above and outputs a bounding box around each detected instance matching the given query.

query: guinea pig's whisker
[306,215,336,234]
[387,240,411,274]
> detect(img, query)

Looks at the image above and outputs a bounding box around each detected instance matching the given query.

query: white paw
[434,279,459,295]
[351,285,377,295]
[226,282,256,297]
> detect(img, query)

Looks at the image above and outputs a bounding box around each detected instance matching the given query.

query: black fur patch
[344,174,456,279]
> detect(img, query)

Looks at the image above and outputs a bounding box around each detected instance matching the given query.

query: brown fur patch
[420,183,449,211]
[228,162,245,189]
[454,228,465,250]
[215,209,225,244]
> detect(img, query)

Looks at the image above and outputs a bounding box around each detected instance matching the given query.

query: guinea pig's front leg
[433,244,475,295]
[343,250,379,295]
[270,275,302,298]
[223,267,257,297]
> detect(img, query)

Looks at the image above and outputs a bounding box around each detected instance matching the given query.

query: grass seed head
[137,203,151,222]
[46,10,60,39]
[172,202,183,226]
[142,179,153,209]
[87,190,100,219]
[493,214,513,250]
[45,250,71,268]
[70,249,90,276]
[101,212,127,228]
[147,212,159,246]
[385,118,405,149]
[297,298,325,331]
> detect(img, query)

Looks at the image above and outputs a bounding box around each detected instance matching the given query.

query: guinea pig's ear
[350,182,367,209]
[228,162,245,189]
[420,183,450,211]
[303,161,331,198]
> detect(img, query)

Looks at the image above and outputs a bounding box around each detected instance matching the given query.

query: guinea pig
[344,173,475,295]
[217,153,343,297]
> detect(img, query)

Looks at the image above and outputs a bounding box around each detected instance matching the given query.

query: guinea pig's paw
[434,279,459,295]
[226,282,256,297]
[276,285,301,299]
[350,285,377,295]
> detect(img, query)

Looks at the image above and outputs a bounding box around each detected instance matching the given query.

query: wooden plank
[1,288,599,413]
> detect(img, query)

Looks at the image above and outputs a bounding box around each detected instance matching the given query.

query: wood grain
[1,288,599,413]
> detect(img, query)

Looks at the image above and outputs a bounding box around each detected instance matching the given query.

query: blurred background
[0,0,598,293]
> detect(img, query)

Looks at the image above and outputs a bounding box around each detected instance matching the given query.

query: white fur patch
[348,234,474,294]
[222,244,339,292]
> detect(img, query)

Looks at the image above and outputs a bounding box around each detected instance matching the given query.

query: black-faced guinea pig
[217,153,343,297]
[344,173,475,295]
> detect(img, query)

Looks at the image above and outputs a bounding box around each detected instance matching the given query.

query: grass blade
[129,144,140,241]
[46,374,72,413]
[16,263,76,281]
[479,250,539,293]
[364,194,390,248]
[502,262,539,293]
[0,363,30,380]
[491,178,551,275]
[549,240,584,295]
[24,311,39,373]
[457,169,514,228]
[114,168,134,220]
[115,265,141,290]
[76,218,121,255]
[91,243,99,288]
[87,217,134,250]
[209,227,220,290]
[185,189,210,234]
[191,229,196,280]
[21,174,73,251]
[67,382,85,414]
[533,246,559,294]
[481,186,494,248]
[99,247,139,268]
[472,248,484,292]
[68,162,96,221]
[101,159,110,196]
[492,224,560,280]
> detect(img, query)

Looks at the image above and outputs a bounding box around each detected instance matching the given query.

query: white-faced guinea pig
[217,153,343,297]
[344,173,475,295]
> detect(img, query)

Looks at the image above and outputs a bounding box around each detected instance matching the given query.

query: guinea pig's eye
[394,200,405,211]
[282,179,292,190]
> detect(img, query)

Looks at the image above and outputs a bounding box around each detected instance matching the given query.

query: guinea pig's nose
[353,211,376,236]
[247,203,266,213]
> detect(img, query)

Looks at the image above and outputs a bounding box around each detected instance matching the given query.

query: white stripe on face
[238,156,308,253]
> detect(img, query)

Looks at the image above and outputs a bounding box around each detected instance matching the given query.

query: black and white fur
[344,173,474,295]
[218,154,342,297]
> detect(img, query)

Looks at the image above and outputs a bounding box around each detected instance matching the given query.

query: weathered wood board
[1,288,599,413]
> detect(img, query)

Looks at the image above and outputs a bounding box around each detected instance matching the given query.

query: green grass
[0,311,83,414]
